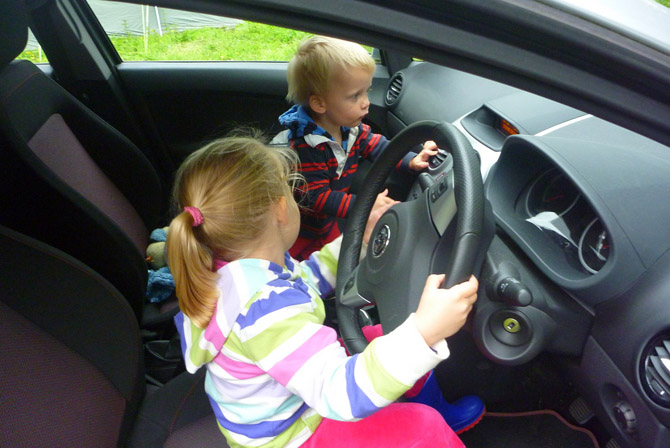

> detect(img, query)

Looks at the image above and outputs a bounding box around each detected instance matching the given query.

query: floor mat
[459,410,600,448]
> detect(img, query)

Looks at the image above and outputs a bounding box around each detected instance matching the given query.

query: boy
[275,35,438,260]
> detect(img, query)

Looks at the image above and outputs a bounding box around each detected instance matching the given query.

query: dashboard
[383,61,670,448]
[390,62,670,305]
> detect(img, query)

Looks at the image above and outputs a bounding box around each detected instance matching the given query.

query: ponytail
[167,211,219,327]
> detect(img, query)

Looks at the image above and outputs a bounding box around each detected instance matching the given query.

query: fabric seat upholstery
[0,224,227,447]
[0,0,174,328]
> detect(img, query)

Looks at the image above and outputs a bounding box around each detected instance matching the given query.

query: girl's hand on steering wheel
[414,274,478,347]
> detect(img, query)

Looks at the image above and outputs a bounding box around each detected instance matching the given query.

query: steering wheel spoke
[338,264,373,308]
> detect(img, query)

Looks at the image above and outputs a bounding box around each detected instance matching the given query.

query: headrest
[0,0,29,68]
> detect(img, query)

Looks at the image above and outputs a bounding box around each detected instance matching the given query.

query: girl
[168,135,479,448]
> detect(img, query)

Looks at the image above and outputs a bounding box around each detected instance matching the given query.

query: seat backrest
[0,224,144,447]
[0,0,163,323]
[0,224,230,448]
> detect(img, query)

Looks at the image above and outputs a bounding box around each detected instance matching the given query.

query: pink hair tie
[184,206,204,227]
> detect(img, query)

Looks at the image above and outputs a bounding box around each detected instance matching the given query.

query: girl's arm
[240,291,448,421]
[294,193,396,297]
[289,236,342,298]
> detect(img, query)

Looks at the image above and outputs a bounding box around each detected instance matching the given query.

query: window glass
[85,0,302,62]
[18,29,48,63]
[16,1,379,64]
[547,0,670,54]
[86,0,378,62]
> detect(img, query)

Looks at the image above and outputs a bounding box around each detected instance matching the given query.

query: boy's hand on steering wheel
[409,140,439,172]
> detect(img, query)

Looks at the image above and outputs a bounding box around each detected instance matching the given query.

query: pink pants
[301,402,465,447]
[306,325,464,447]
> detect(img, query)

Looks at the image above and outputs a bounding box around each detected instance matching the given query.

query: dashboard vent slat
[649,356,670,386]
[642,335,670,407]
[385,73,404,105]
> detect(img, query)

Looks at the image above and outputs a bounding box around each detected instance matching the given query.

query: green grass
[18,21,311,63]
[109,22,311,61]
[17,47,48,63]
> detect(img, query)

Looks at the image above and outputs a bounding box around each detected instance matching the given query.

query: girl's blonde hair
[286,35,376,106]
[167,134,302,327]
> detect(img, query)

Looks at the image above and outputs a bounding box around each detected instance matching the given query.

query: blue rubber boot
[406,371,485,434]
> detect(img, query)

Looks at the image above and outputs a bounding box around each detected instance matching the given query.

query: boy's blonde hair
[286,35,376,106]
[167,134,302,327]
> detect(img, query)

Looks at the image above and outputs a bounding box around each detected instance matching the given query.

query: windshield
[540,0,670,55]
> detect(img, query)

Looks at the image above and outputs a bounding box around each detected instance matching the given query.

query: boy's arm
[357,124,416,171]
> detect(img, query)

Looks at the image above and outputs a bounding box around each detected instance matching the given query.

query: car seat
[0,0,175,329]
[0,224,227,447]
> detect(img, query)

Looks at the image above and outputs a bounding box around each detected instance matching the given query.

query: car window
[86,0,307,61]
[85,0,379,63]
[18,28,48,63]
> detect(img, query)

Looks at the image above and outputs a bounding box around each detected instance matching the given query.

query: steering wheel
[335,121,486,355]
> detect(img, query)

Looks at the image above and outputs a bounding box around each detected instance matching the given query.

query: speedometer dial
[578,218,610,274]
[525,168,581,217]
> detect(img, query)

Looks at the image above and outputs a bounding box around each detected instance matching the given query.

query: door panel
[117,62,290,165]
[117,61,391,167]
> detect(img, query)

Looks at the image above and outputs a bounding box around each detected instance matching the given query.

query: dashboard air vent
[641,334,670,408]
[385,73,404,105]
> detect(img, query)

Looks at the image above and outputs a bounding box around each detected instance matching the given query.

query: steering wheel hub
[372,224,391,258]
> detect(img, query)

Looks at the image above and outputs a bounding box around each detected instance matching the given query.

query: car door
[25,0,394,193]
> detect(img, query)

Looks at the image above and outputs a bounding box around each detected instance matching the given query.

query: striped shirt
[175,237,449,447]
[277,105,415,240]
